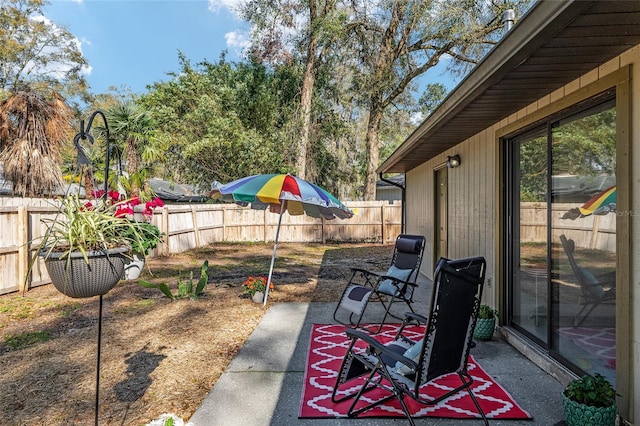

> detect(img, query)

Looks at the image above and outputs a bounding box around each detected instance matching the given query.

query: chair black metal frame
[331,256,488,426]
[333,234,426,333]
[559,234,616,327]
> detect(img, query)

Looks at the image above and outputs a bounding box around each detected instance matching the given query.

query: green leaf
[185,271,193,295]
[195,260,209,295]
[139,280,175,300]
[177,278,187,298]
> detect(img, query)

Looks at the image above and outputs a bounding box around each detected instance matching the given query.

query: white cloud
[30,15,92,79]
[208,0,244,17]
[225,31,247,49]
[225,31,250,57]
[207,0,251,55]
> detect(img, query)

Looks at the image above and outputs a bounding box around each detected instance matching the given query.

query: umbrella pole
[264,202,285,306]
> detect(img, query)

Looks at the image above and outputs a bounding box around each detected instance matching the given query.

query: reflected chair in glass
[331,256,488,425]
[559,234,616,327]
[333,234,426,333]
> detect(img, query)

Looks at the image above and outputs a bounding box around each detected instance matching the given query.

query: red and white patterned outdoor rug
[558,327,616,369]
[299,323,532,420]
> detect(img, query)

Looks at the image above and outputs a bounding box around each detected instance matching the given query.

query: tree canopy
[0,0,90,104]
[138,54,295,191]
[1,0,548,202]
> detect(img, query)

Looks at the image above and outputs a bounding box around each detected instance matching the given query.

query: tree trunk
[297,55,316,179]
[364,106,384,200]
[126,136,139,196]
[296,2,319,180]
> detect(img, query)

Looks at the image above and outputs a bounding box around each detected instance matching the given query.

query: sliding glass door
[510,129,549,345]
[507,95,617,384]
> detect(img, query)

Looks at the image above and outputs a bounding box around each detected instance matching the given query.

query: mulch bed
[0,242,391,425]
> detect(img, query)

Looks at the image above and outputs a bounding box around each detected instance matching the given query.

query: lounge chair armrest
[345,327,380,346]
[347,268,382,289]
[403,312,427,324]
[350,267,380,277]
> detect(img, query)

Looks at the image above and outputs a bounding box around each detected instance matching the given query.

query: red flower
[91,189,105,199]
[108,190,121,202]
[143,197,164,218]
[114,205,134,218]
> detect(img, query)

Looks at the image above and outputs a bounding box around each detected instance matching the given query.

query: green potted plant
[563,373,616,426]
[473,304,498,340]
[31,193,162,298]
[242,276,274,303]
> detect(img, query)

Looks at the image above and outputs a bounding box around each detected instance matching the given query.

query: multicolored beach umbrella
[562,185,616,220]
[211,173,353,220]
[210,174,353,305]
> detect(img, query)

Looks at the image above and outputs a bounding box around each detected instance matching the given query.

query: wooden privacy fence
[0,198,402,295]
[520,202,616,251]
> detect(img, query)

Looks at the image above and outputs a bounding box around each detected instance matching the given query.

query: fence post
[590,215,601,249]
[191,205,201,248]
[381,203,386,243]
[222,205,227,241]
[18,206,28,293]
[162,206,169,256]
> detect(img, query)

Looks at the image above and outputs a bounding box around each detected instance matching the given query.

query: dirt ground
[0,242,392,425]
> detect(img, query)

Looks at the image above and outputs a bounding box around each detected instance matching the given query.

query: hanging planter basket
[43,246,128,298]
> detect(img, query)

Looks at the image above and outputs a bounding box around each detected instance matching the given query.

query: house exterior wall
[406,127,498,308]
[404,44,640,421]
[375,186,402,202]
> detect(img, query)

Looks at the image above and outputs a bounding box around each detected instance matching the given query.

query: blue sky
[44,0,248,94]
[43,0,456,96]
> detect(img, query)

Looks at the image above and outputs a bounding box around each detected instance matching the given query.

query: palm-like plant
[104,102,165,199]
[0,87,73,197]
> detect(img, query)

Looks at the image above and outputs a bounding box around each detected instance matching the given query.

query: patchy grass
[4,330,51,350]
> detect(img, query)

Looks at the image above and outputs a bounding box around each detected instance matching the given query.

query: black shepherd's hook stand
[73,110,112,426]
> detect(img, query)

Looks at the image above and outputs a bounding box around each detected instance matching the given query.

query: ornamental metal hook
[72,110,114,196]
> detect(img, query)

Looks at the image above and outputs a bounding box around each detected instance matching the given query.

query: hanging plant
[29,193,163,298]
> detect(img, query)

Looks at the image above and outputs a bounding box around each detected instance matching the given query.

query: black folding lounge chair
[331,256,488,426]
[559,234,616,327]
[333,234,426,333]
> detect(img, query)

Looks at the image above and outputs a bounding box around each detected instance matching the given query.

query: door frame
[433,165,448,267]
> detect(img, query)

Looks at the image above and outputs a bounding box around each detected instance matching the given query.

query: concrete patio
[189,272,568,425]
